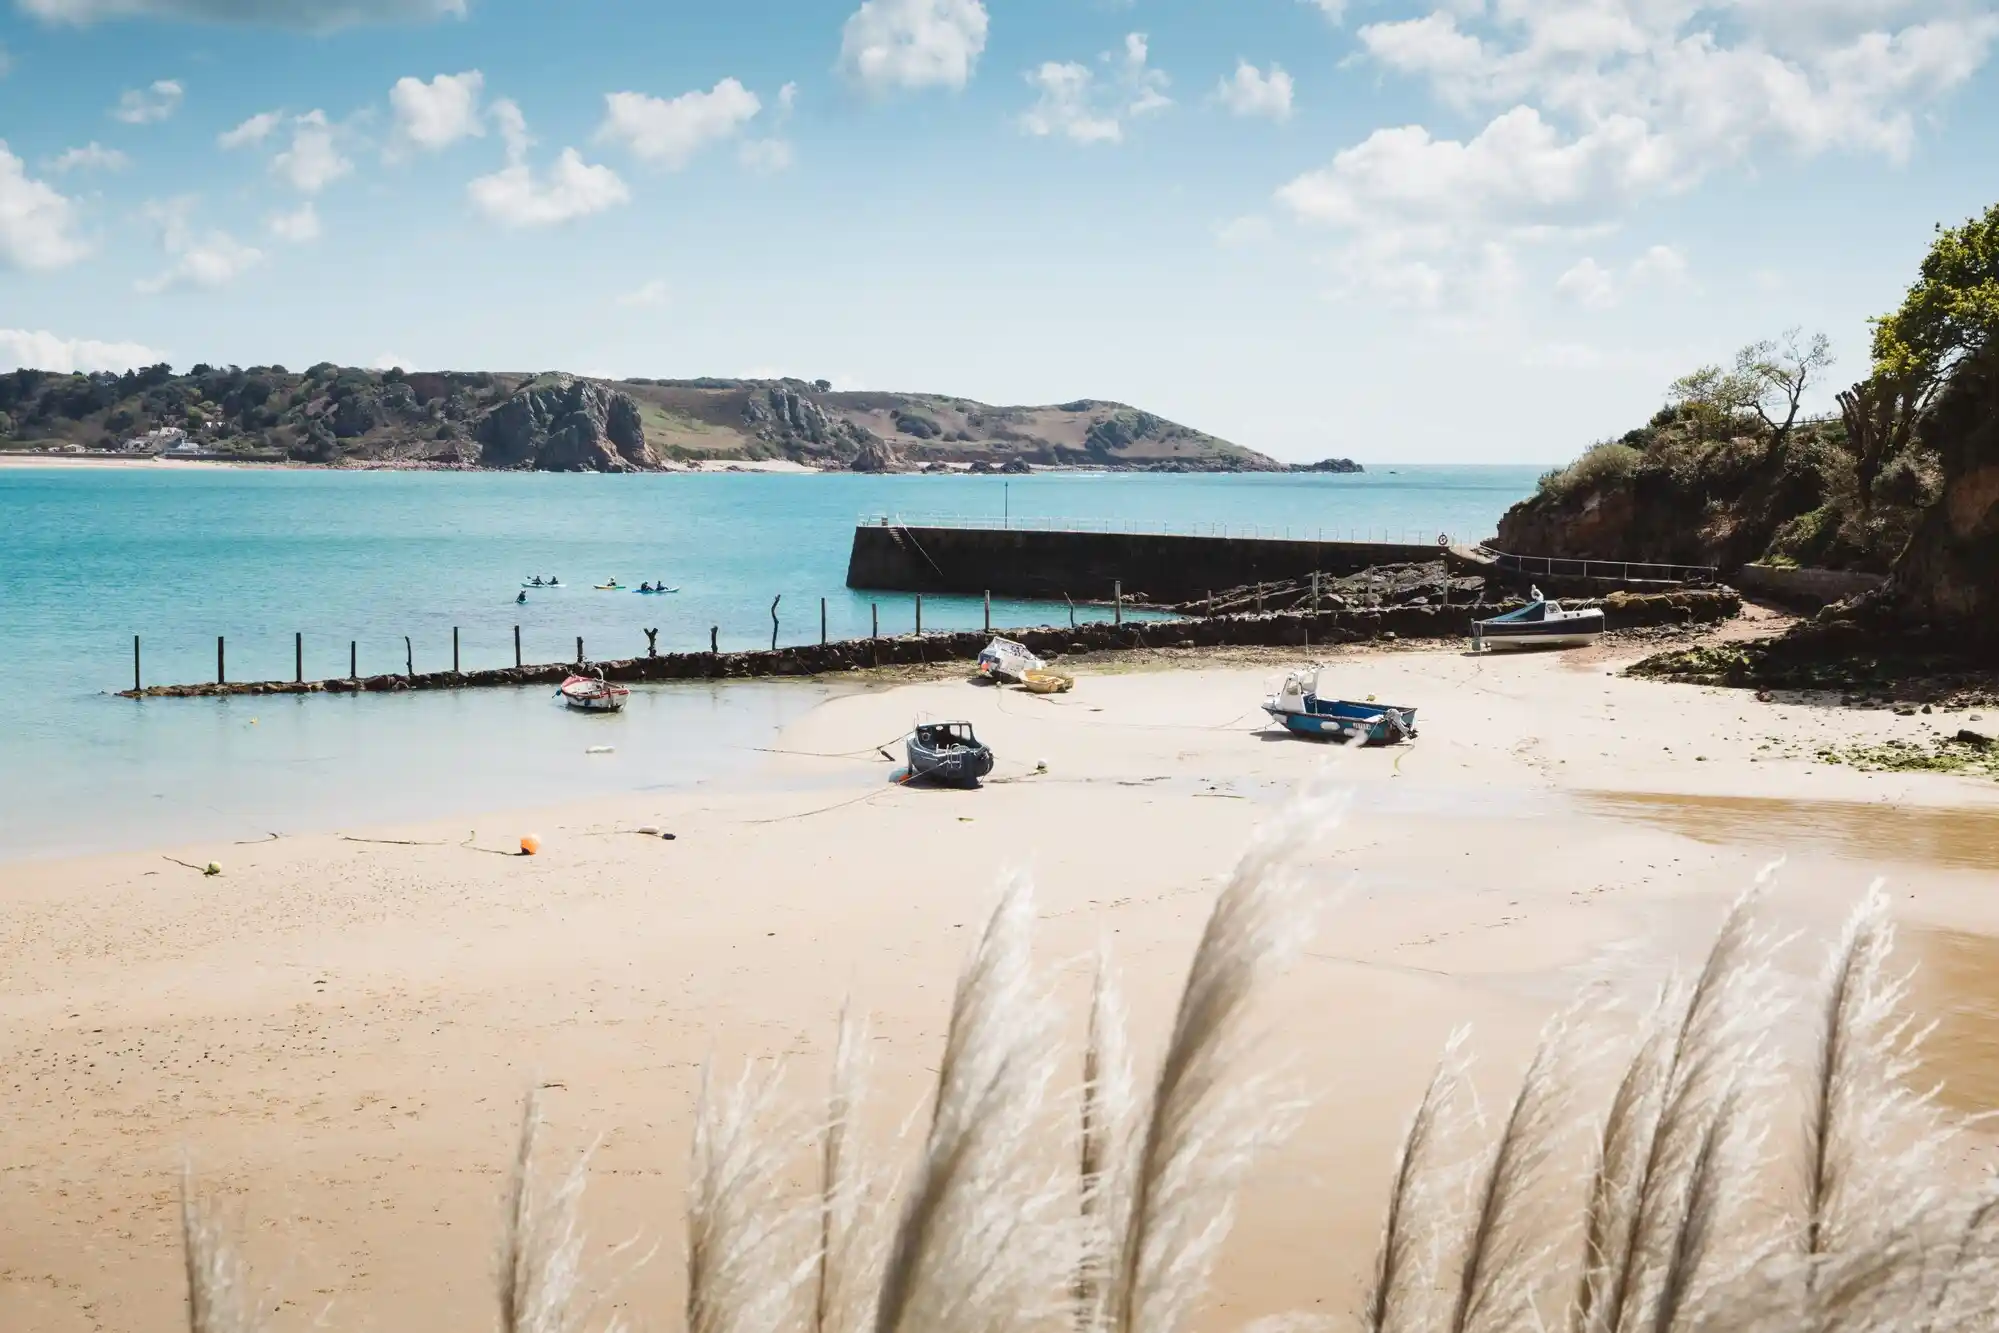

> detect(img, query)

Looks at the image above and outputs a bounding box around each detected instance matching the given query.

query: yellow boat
[1021,669,1074,695]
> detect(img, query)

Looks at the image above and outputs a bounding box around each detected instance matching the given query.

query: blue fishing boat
[1262,667,1417,744]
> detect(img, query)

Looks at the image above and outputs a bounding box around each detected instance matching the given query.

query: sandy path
[3,646,1998,1333]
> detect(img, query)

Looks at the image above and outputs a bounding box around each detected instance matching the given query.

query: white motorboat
[558,672,630,712]
[1472,587,1604,651]
[976,636,1045,683]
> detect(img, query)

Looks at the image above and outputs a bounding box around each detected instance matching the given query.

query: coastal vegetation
[0,365,1281,472]
[1500,202,1999,602]
[173,796,1990,1333]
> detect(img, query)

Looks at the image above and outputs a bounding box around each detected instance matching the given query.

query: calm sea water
[0,465,1539,859]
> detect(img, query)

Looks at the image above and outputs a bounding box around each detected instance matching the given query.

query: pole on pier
[984,590,991,632]
[296,631,303,683]
[404,636,413,677]
[1066,593,1075,629]
[576,636,585,666]
[1256,582,1264,615]
[821,597,828,646]
[217,636,226,685]
[452,627,460,674]
[915,594,923,635]
[1114,581,1123,626]
[513,625,521,668]
[872,603,879,639]
[770,595,782,652]
[710,626,719,654]
[350,641,357,679]
[1311,571,1320,614]
[133,635,141,693]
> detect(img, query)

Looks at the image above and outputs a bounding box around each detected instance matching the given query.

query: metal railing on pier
[860,512,1466,546]
[1474,546,1717,585]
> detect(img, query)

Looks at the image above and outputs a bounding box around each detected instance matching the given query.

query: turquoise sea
[0,465,1541,859]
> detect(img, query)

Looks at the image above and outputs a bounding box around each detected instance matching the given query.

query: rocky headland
[0,363,1286,474]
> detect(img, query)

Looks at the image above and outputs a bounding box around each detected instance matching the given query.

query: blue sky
[2,0,1996,463]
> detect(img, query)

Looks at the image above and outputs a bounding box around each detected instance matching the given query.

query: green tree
[1664,329,1832,454]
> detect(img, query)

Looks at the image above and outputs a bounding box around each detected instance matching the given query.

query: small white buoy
[586,745,615,755]
[1035,758,1049,774]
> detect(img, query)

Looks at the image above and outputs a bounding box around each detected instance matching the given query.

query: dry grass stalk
[874,874,1068,1333]
[1078,944,1140,1332]
[688,1058,811,1333]
[181,1172,260,1333]
[1363,1028,1471,1333]
[1449,1015,1581,1333]
[1108,785,1343,1333]
[1575,988,1679,1333]
[499,1089,592,1333]
[816,999,878,1333]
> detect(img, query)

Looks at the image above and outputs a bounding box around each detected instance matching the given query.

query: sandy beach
[4,638,1999,1332]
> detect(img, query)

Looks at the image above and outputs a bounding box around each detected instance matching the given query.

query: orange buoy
[519,834,541,856]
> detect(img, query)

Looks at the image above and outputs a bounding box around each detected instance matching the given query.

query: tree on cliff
[1873,203,1999,634]
[1667,328,1832,457]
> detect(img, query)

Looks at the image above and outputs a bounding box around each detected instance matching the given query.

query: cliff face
[474,377,656,472]
[1885,347,1999,633]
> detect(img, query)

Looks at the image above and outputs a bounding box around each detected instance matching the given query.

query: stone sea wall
[120,589,1739,699]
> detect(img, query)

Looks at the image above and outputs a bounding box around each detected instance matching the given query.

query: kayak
[522,581,564,589]
[594,582,625,591]
[635,586,680,595]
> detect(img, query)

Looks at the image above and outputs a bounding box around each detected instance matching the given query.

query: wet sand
[3,644,1998,1332]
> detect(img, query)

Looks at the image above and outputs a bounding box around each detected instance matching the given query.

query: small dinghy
[1472,586,1604,651]
[558,671,629,713]
[593,580,625,591]
[635,585,680,595]
[1262,666,1417,744]
[1021,668,1074,695]
[906,721,995,788]
[977,637,1044,684]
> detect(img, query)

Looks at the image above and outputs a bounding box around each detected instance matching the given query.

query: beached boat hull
[559,675,629,713]
[906,721,995,787]
[1476,624,1602,651]
[1472,591,1604,652]
[977,637,1045,684]
[1262,697,1417,744]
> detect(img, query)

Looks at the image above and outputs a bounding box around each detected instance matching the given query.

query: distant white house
[124,427,192,453]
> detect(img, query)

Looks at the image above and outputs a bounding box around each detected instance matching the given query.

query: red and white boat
[558,672,629,713]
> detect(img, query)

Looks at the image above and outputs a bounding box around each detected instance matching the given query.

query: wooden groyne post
[915,594,923,634]
[770,595,782,652]
[576,636,585,666]
[452,627,460,673]
[984,590,991,632]
[1066,594,1075,628]
[217,636,226,685]
[349,641,356,679]
[513,625,521,668]
[710,626,718,653]
[871,603,878,638]
[820,597,827,646]
[1114,581,1123,627]
[404,636,413,677]
[133,636,141,693]
[295,632,303,683]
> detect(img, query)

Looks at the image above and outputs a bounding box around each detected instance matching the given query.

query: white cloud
[1215,61,1294,120]
[49,141,130,172]
[370,352,415,370]
[739,138,795,173]
[389,70,485,152]
[1215,214,1274,247]
[0,328,165,373]
[20,0,465,27]
[1290,0,1999,303]
[839,0,988,93]
[1021,32,1171,145]
[777,82,799,114]
[218,110,281,148]
[1300,0,1346,22]
[0,141,88,269]
[618,279,669,308]
[1631,243,1689,284]
[112,78,182,124]
[136,199,263,294]
[271,110,352,193]
[267,201,319,242]
[1554,256,1617,308]
[597,79,762,168]
[469,107,628,229]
